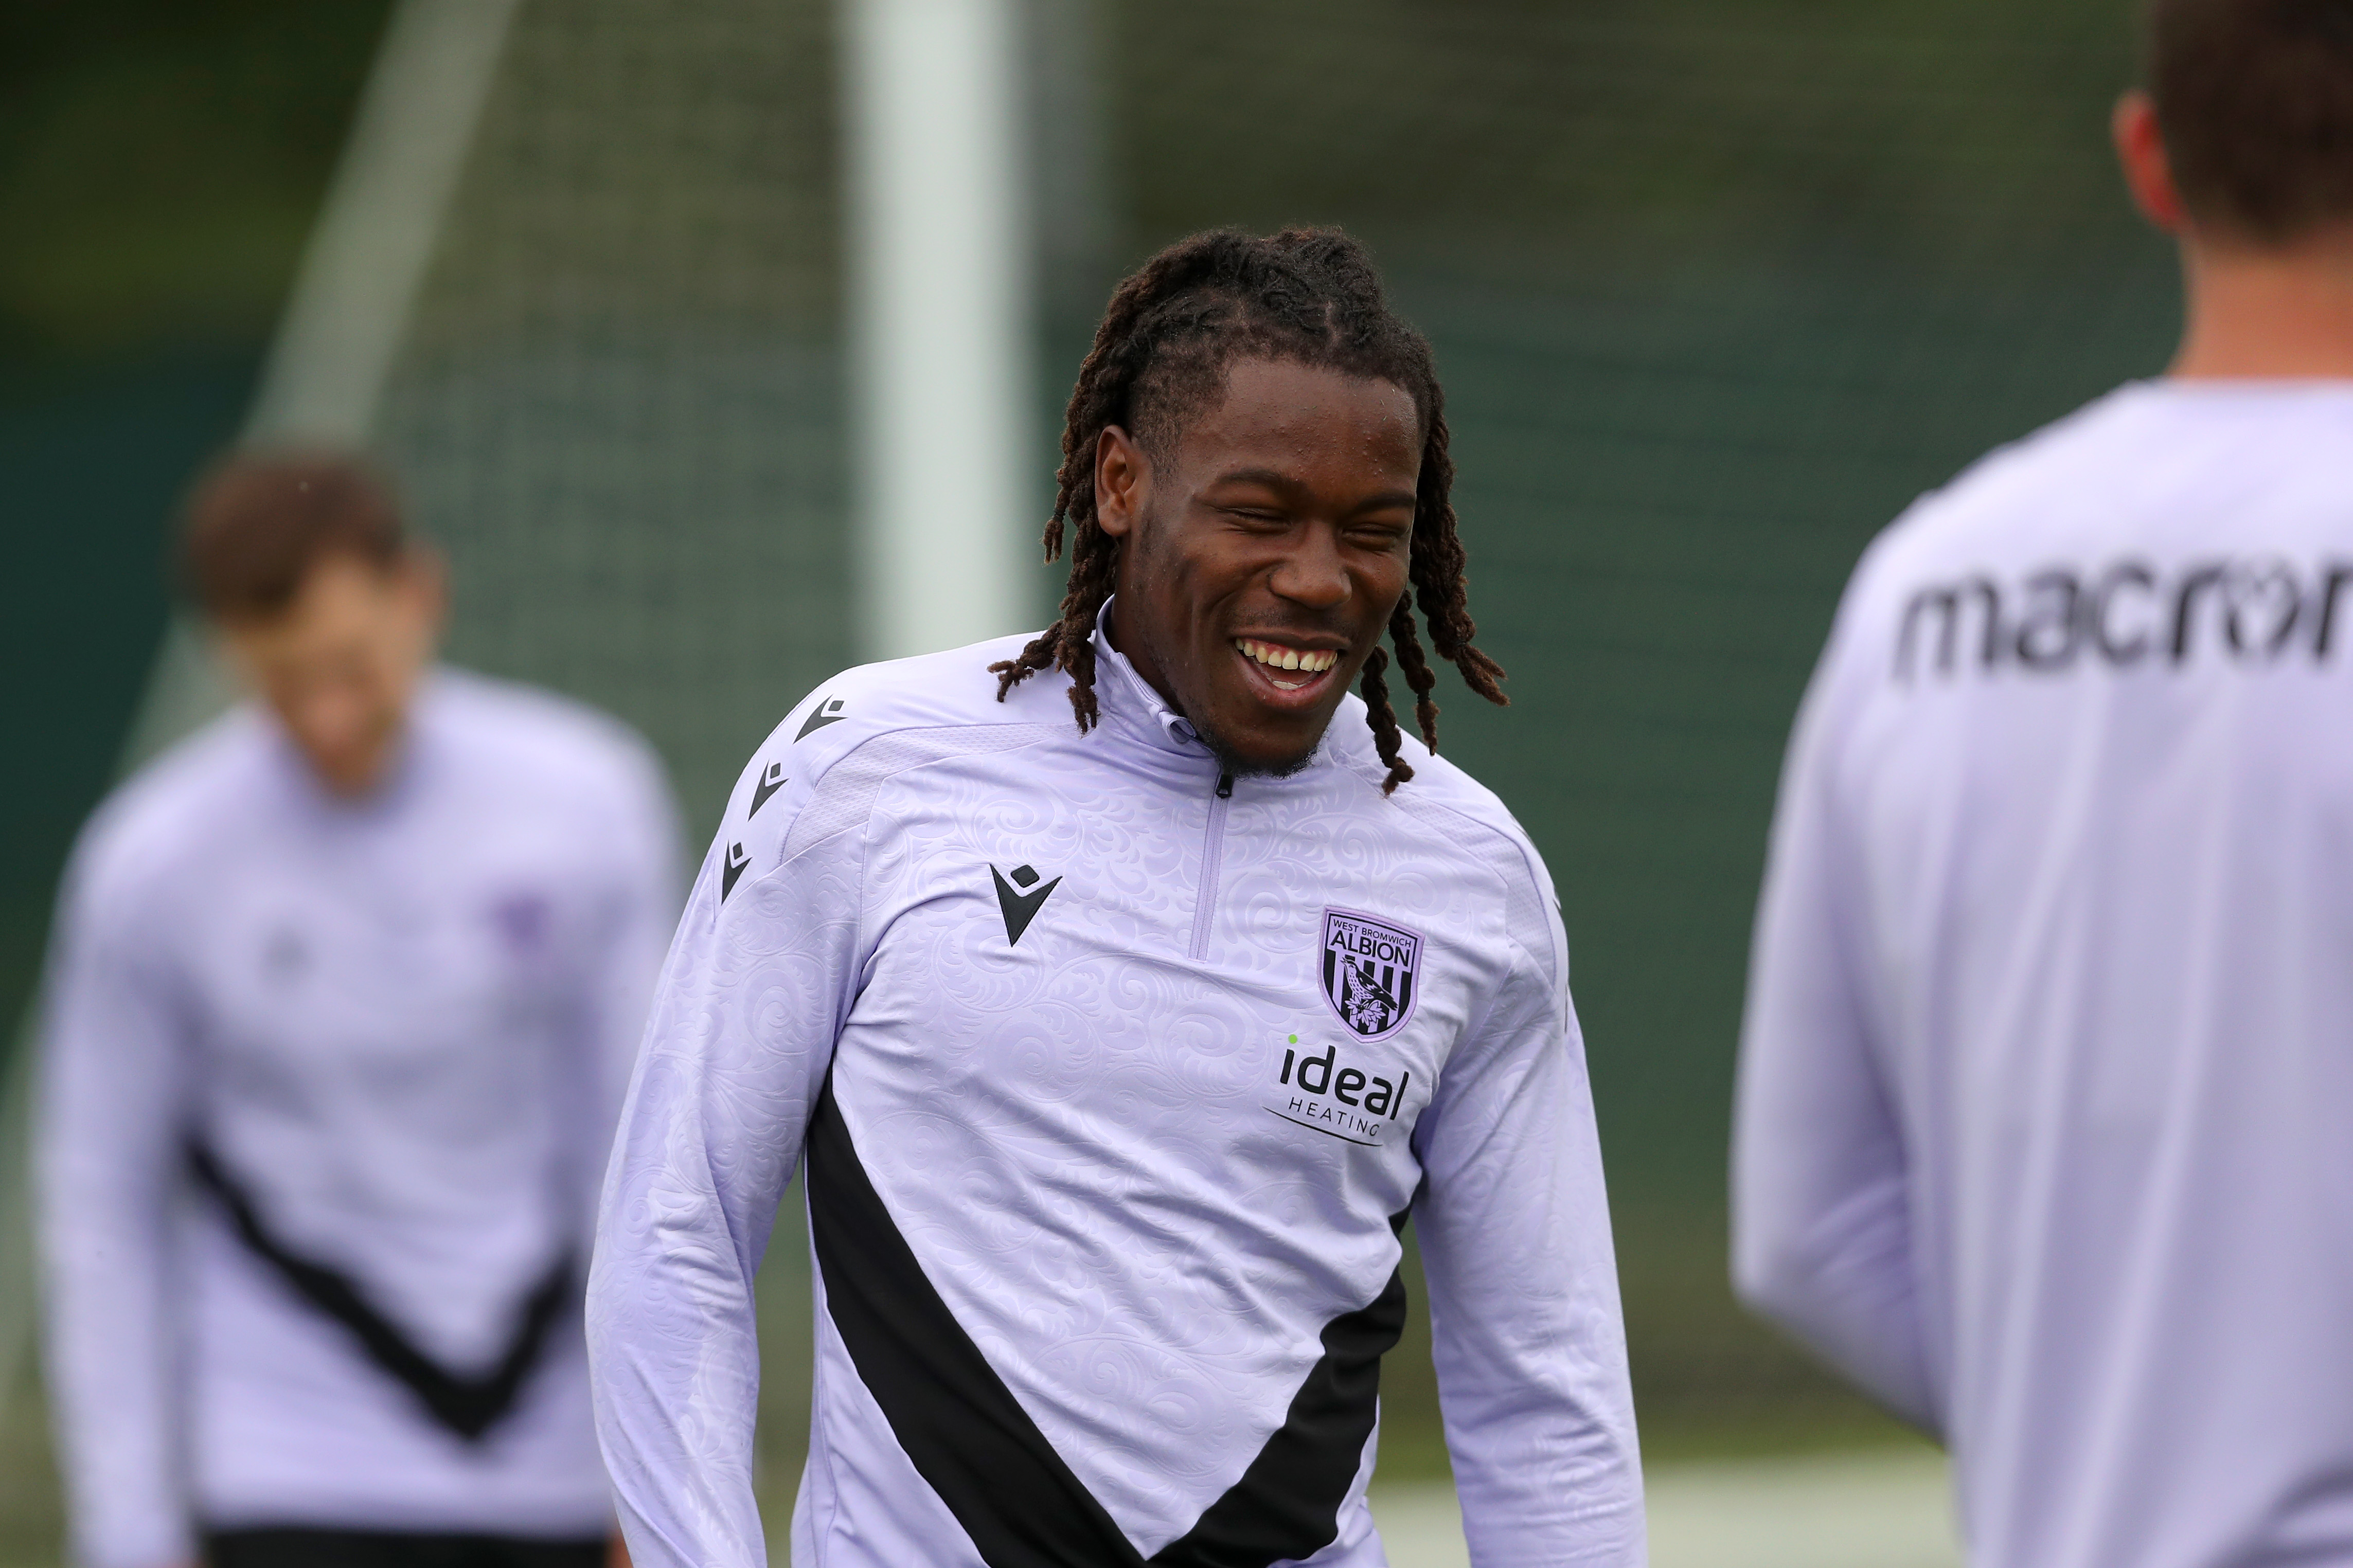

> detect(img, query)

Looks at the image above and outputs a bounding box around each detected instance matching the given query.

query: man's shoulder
[1802,383,2195,691]
[1400,752,1552,896]
[1331,705,1562,969]
[1867,383,2155,580]
[1387,740,1523,845]
[1319,690,1520,834]
[425,671,677,860]
[432,669,661,787]
[70,708,273,913]
[714,634,1072,867]
[771,633,1064,752]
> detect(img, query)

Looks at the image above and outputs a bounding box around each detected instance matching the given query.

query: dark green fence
[1,6,2180,1534]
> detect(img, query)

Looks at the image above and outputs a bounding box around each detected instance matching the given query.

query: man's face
[1097,356,1421,776]
[216,553,444,798]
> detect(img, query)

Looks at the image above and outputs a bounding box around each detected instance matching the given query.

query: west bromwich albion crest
[1321,909,1421,1039]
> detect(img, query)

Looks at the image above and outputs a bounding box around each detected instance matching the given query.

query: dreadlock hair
[989,226,1506,795]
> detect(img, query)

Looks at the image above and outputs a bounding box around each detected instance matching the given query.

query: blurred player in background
[38,453,679,1568]
[589,228,1642,1568]
[1734,2,2353,1564]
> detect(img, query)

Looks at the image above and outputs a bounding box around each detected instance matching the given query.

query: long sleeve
[585,745,867,1568]
[1730,636,1937,1431]
[36,828,195,1568]
[1412,869,1645,1568]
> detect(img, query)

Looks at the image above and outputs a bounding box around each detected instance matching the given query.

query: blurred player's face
[217,552,444,798]
[1096,356,1420,777]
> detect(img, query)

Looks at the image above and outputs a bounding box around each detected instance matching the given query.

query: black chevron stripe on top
[804,1068,1411,1568]
[1152,1227,1409,1566]
[186,1141,574,1441]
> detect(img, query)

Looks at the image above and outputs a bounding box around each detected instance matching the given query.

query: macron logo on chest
[989,863,1061,945]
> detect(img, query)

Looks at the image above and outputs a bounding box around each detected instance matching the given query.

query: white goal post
[844,0,1035,661]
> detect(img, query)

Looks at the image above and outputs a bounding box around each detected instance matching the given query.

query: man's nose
[1268,522,1350,608]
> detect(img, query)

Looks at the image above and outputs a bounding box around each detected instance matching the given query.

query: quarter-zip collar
[1090,597,1211,760]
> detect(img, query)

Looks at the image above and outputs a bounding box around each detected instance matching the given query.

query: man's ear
[2114,90,2189,235]
[1095,425,1148,540]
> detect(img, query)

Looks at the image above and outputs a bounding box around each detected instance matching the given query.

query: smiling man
[587,228,1643,1568]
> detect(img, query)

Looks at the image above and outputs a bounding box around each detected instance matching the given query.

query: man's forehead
[1175,359,1420,471]
[1198,463,1420,514]
[217,555,408,644]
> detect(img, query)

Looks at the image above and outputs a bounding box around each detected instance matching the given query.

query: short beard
[1191,712,1322,781]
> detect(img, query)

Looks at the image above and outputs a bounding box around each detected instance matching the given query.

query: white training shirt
[1734,381,2353,1568]
[587,605,1643,1568]
[39,670,679,1568]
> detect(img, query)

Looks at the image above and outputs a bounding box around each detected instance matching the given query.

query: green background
[0,0,2178,1548]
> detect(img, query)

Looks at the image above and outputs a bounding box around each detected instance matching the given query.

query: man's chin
[1193,715,1328,782]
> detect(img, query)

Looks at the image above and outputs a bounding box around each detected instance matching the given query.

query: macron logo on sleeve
[722,842,750,900]
[796,696,848,740]
[750,762,788,816]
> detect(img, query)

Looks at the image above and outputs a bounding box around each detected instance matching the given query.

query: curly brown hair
[991,227,1505,794]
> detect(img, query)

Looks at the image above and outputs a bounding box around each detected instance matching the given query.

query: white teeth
[1234,638,1338,677]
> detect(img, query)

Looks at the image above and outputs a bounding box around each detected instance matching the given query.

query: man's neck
[1100,599,1185,719]
[2172,228,2353,380]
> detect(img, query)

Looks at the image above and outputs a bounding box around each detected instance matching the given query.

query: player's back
[1766,381,2353,1567]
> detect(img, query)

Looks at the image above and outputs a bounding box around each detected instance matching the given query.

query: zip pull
[1216,772,1234,800]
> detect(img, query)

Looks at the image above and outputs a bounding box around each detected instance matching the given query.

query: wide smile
[1233,637,1344,704]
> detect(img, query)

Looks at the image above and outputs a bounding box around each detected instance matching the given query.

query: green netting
[376,0,2179,1457]
[376,0,853,825]
[5,1,2186,1552]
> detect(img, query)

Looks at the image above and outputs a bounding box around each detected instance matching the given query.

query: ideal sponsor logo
[1267,1033,1412,1148]
[1895,556,2353,681]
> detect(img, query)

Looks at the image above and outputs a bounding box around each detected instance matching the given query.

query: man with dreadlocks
[587,228,1643,1568]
